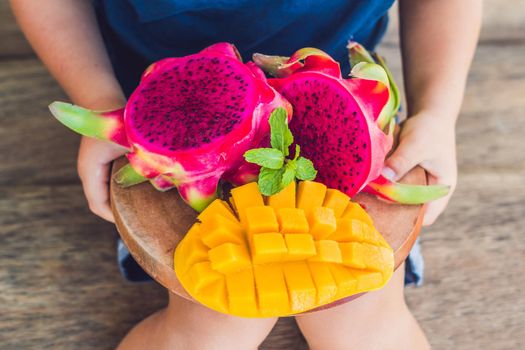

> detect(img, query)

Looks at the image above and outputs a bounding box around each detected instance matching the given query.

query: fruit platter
[50,42,448,317]
[110,158,426,314]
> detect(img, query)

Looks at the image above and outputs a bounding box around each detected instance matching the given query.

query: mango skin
[175,181,394,318]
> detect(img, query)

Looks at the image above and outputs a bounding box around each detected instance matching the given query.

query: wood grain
[110,158,425,304]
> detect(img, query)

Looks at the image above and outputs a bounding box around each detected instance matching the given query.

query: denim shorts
[117,238,424,286]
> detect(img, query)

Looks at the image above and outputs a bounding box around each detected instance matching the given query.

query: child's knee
[167,293,278,349]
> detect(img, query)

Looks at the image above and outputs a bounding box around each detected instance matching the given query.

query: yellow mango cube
[201,226,244,248]
[230,182,265,226]
[308,207,337,239]
[267,181,296,209]
[282,262,317,312]
[183,238,210,270]
[361,225,390,248]
[226,268,258,317]
[254,264,289,316]
[284,234,316,260]
[208,243,251,274]
[277,208,309,233]
[187,262,223,294]
[352,269,384,292]
[200,214,244,248]
[360,244,394,272]
[296,181,327,214]
[327,218,365,242]
[308,262,338,305]
[198,199,238,223]
[323,189,350,217]
[342,202,374,226]
[329,265,357,298]
[250,233,288,264]
[308,240,342,263]
[245,206,279,234]
[196,279,229,314]
[339,242,367,269]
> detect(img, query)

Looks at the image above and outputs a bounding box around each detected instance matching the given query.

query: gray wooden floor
[1,2,524,349]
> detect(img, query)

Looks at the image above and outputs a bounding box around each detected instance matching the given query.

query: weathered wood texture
[1,3,525,350]
[0,2,33,58]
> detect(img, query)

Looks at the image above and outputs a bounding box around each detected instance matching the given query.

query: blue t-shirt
[95,0,394,96]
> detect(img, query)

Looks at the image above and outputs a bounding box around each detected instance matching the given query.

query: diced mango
[198,199,238,223]
[308,240,342,263]
[183,237,210,270]
[208,243,251,274]
[323,189,350,217]
[174,179,395,317]
[245,206,279,235]
[308,262,338,305]
[175,223,207,273]
[308,207,337,239]
[267,181,296,209]
[342,202,374,226]
[230,182,265,226]
[250,233,288,264]
[339,242,367,269]
[277,208,309,234]
[327,218,365,242]
[282,262,317,312]
[197,279,229,314]
[225,268,258,317]
[200,215,244,248]
[360,244,394,272]
[352,269,384,291]
[361,224,390,248]
[186,222,202,237]
[254,264,289,316]
[296,181,327,214]
[187,262,223,294]
[201,226,244,248]
[329,265,358,298]
[284,234,316,260]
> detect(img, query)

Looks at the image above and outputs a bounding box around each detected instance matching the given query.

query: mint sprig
[243,108,317,196]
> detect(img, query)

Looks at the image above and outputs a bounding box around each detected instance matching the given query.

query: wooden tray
[110,157,425,303]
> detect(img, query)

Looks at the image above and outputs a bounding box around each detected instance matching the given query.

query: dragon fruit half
[49,43,290,211]
[253,43,449,204]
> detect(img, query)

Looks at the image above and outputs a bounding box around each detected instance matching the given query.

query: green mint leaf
[258,167,284,196]
[293,144,301,161]
[244,148,284,169]
[295,157,317,180]
[281,161,297,188]
[269,108,293,156]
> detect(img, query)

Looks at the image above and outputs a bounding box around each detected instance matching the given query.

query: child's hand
[77,136,127,222]
[382,112,457,225]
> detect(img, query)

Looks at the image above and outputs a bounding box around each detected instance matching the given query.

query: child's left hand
[382,112,457,226]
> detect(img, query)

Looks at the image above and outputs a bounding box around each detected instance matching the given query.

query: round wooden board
[110,157,426,304]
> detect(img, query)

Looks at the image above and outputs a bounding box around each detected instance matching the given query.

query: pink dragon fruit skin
[49,43,291,211]
[253,45,449,204]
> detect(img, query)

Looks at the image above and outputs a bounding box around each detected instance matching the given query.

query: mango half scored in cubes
[174,181,394,318]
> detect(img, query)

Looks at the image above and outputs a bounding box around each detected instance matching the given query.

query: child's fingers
[80,161,115,222]
[77,137,126,222]
[382,139,424,181]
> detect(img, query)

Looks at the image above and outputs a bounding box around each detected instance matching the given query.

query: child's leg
[295,263,430,350]
[117,291,278,350]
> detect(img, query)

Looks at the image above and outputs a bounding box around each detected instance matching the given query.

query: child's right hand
[77,136,128,222]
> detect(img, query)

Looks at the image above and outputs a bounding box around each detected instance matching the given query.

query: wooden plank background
[1,1,524,349]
